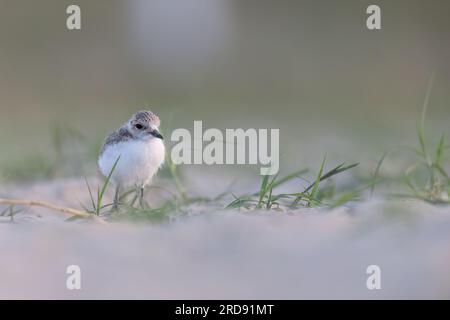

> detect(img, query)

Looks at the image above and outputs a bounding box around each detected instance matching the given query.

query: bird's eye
[135,124,143,130]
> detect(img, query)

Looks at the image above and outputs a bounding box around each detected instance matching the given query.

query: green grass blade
[370,152,388,197]
[257,175,270,208]
[435,134,445,167]
[270,169,308,189]
[96,155,120,215]
[417,123,428,161]
[266,186,273,209]
[84,177,96,212]
[417,70,436,166]
[305,162,359,192]
[310,157,326,201]
[433,163,450,182]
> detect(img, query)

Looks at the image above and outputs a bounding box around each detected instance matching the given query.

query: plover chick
[98,110,165,208]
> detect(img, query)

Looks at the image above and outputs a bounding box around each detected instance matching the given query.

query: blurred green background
[0,0,449,180]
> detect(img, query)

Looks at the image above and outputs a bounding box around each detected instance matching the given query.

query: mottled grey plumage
[100,127,133,155]
[99,110,161,155]
[132,110,160,127]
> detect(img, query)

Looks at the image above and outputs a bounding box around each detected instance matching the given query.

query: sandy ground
[1,178,450,299]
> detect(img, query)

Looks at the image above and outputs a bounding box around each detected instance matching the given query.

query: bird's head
[127,110,163,140]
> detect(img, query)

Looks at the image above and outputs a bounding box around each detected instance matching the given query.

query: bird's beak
[150,129,163,139]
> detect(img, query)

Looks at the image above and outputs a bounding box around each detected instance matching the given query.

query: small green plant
[292,160,359,208]
[399,73,449,203]
[84,155,121,215]
[400,128,450,204]
[373,72,450,204]
[226,160,359,210]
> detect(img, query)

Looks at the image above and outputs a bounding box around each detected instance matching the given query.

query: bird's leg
[113,184,120,210]
[139,186,145,208]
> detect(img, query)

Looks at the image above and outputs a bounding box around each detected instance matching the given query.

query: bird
[98,110,165,209]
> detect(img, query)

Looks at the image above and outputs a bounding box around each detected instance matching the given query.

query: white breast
[98,138,165,188]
